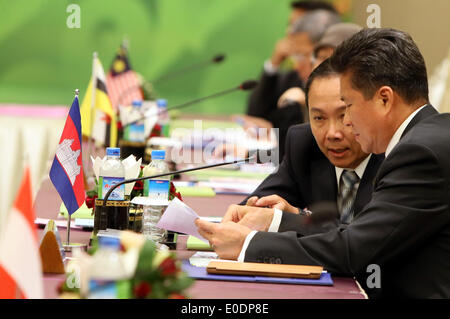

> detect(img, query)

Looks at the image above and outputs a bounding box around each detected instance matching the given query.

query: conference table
[21,106,366,299]
[36,178,367,299]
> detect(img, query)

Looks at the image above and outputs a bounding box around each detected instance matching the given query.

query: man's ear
[375,86,394,114]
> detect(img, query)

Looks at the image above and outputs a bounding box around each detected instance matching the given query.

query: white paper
[90,156,106,182]
[91,155,141,195]
[156,197,207,242]
[189,251,237,267]
[130,196,169,206]
[198,181,259,194]
[122,155,142,195]
[34,218,81,229]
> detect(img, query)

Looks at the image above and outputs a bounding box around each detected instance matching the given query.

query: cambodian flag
[49,95,85,215]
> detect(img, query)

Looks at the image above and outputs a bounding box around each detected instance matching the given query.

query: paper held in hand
[156,197,208,242]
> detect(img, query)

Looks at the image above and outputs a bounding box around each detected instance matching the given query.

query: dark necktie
[338,170,360,224]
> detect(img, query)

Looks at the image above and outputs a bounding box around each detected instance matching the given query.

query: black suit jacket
[247,69,304,120]
[243,123,383,234]
[247,70,305,160]
[245,105,450,298]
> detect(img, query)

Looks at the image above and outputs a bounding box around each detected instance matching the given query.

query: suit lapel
[353,154,384,217]
[401,104,437,138]
[373,104,436,185]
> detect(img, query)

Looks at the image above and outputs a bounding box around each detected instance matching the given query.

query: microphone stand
[123,86,251,128]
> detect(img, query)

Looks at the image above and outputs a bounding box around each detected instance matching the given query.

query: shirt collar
[335,153,372,188]
[385,104,428,157]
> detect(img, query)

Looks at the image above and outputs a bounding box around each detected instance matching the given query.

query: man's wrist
[237,230,258,262]
[264,59,279,75]
[268,208,282,232]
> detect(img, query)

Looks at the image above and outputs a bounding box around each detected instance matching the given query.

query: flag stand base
[64,217,88,252]
[63,243,88,252]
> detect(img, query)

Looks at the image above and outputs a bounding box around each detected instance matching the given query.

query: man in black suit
[240,61,383,232]
[197,28,450,298]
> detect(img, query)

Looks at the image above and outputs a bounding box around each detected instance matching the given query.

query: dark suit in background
[245,105,450,298]
[247,70,305,160]
[243,123,384,235]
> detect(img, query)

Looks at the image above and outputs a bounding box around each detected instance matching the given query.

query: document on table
[156,197,208,242]
[189,251,237,267]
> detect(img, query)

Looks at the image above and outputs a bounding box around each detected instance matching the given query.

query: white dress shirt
[385,104,427,158]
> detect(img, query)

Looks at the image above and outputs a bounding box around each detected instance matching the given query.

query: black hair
[291,1,337,14]
[305,59,338,108]
[330,28,429,104]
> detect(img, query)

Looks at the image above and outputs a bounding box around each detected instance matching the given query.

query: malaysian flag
[106,44,143,110]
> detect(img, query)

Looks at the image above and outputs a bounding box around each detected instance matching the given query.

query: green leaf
[134,240,157,277]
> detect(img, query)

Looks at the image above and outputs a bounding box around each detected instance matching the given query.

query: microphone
[123,79,258,128]
[239,80,258,91]
[212,54,225,63]
[151,53,226,84]
[98,156,255,230]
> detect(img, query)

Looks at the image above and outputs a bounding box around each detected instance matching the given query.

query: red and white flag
[106,44,143,110]
[0,166,43,299]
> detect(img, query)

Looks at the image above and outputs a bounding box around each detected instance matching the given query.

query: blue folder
[181,261,333,286]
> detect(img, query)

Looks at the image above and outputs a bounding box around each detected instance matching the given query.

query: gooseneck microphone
[151,53,226,84]
[98,156,254,230]
[123,79,258,128]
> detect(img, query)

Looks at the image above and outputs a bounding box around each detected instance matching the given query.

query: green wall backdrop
[0,0,295,115]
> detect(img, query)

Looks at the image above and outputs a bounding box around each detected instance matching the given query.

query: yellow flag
[80,55,117,147]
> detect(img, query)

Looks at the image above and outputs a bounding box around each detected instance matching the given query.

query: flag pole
[67,89,80,246]
[63,89,87,253]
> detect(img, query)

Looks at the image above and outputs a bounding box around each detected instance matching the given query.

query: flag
[0,166,43,299]
[106,44,143,110]
[49,95,85,215]
[80,53,118,147]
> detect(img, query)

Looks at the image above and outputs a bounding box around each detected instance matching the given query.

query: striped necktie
[338,170,360,224]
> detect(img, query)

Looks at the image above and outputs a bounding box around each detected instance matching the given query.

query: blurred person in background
[242,8,341,160]
[278,22,362,120]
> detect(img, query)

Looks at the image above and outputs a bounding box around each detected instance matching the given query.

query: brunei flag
[80,53,118,147]
[106,44,143,110]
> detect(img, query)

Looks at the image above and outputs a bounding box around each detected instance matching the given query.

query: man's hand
[271,38,292,67]
[230,114,273,139]
[245,196,259,207]
[195,219,251,260]
[277,87,306,108]
[213,143,249,159]
[222,204,275,231]
[251,195,300,214]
